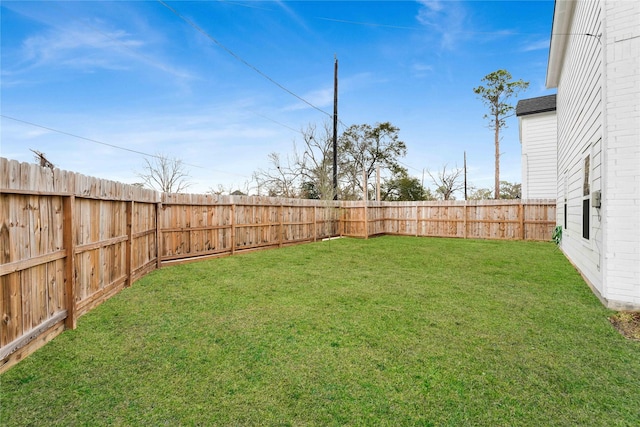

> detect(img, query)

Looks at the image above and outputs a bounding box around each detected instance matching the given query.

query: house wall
[556,0,640,309]
[601,0,640,308]
[520,111,557,199]
[556,0,604,300]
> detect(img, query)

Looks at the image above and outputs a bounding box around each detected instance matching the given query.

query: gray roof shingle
[516,94,557,116]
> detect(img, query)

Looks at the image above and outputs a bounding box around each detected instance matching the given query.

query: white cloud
[521,38,550,52]
[21,25,143,70]
[418,0,444,14]
[412,62,434,78]
[416,0,468,50]
[4,8,193,82]
[282,86,333,112]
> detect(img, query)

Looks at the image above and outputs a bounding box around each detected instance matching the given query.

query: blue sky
[1,0,556,195]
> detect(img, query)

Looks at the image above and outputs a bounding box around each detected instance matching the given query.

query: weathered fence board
[0,157,555,372]
[340,200,555,241]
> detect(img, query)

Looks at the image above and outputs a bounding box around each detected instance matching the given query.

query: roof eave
[546,1,577,89]
[517,107,557,117]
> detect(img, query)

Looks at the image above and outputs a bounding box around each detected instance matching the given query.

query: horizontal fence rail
[0,157,556,371]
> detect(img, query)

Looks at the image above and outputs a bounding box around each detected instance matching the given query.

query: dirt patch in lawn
[609,312,640,341]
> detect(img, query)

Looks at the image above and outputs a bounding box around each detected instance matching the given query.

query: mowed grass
[2,236,639,426]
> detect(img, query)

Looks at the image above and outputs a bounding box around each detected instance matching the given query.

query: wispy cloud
[521,38,550,52]
[274,0,311,31]
[283,86,333,113]
[415,1,524,50]
[1,1,193,85]
[17,23,192,80]
[20,24,140,69]
[282,71,384,113]
[412,63,434,78]
[416,0,468,50]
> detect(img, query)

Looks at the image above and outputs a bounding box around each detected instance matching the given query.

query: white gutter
[546,1,577,89]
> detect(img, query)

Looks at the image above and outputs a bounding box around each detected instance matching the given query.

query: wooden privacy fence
[340,200,556,241]
[0,158,555,372]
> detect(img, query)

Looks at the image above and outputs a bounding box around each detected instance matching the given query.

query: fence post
[464,201,468,239]
[63,195,77,330]
[363,169,368,239]
[519,203,525,240]
[155,202,162,269]
[230,204,236,255]
[363,202,368,239]
[125,201,133,287]
[279,204,284,247]
[313,206,317,242]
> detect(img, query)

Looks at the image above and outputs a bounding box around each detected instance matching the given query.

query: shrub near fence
[0,158,555,371]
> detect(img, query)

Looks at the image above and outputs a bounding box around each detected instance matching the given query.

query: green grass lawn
[2,236,639,426]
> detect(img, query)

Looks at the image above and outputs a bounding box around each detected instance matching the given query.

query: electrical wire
[318,16,551,36]
[29,2,308,141]
[0,114,250,178]
[41,2,348,144]
[396,159,424,175]
[157,0,333,119]
[246,109,304,135]
[55,2,325,138]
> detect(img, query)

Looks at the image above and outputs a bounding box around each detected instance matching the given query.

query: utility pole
[376,164,381,201]
[464,151,468,201]
[363,169,367,201]
[333,56,339,200]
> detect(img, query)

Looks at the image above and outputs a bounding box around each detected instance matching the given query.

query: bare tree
[293,121,349,200]
[209,180,252,196]
[428,164,464,200]
[253,121,347,200]
[30,149,54,170]
[252,121,407,201]
[253,152,300,198]
[208,184,231,196]
[136,154,192,193]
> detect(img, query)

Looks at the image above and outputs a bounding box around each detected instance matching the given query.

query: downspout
[599,0,608,299]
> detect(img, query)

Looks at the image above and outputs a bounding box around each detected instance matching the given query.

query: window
[583,156,590,197]
[582,156,590,240]
[563,171,568,230]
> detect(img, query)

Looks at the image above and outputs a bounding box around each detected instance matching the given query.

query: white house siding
[602,0,640,308]
[555,0,605,301]
[553,0,640,309]
[520,111,557,199]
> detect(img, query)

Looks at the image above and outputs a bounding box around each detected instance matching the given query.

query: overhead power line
[318,16,550,36]
[246,109,304,135]
[51,2,311,137]
[0,114,249,178]
[396,159,424,175]
[157,0,333,118]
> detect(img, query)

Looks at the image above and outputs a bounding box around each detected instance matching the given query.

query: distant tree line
[251,120,521,201]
